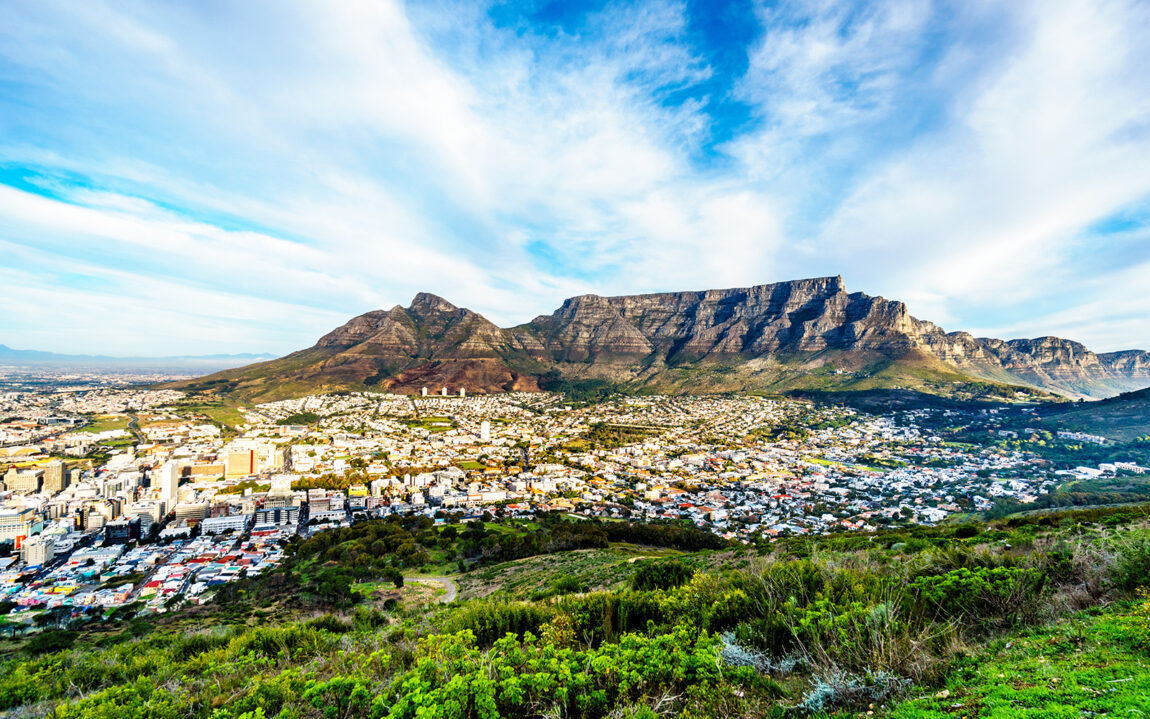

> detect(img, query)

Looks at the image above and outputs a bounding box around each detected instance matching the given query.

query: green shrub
[632,559,694,591]
[1109,529,1150,591]
[556,591,667,646]
[553,575,584,594]
[25,629,76,655]
[908,566,1047,627]
[443,601,556,647]
[169,630,231,662]
[306,614,354,634]
[53,678,184,719]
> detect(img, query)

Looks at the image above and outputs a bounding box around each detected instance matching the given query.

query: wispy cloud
[0,0,1148,355]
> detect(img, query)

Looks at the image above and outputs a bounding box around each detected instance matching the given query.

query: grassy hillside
[4,507,1150,717]
[1038,387,1150,442]
[164,343,1062,405]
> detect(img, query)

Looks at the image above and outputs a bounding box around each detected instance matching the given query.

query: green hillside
[1038,387,1150,442]
[3,508,1150,718]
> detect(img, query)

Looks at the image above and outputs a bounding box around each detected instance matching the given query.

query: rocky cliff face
[525,276,928,361]
[176,278,1150,400]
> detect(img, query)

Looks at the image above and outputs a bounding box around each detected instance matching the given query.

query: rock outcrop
[172,277,1150,401]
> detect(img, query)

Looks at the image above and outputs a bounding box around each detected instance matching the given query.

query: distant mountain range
[0,344,275,371]
[167,276,1150,401]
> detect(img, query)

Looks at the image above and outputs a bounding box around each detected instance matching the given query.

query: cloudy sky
[1,0,1149,356]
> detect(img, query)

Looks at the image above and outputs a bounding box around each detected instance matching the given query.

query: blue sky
[1,0,1149,356]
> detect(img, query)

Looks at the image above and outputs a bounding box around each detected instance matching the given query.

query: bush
[1124,588,1150,650]
[169,630,230,662]
[795,670,910,715]
[442,601,555,647]
[553,575,584,594]
[557,591,667,646]
[306,614,353,634]
[908,566,1047,628]
[632,560,694,591]
[24,629,77,655]
[1109,529,1150,591]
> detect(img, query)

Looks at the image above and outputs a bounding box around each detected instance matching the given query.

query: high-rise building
[225,450,256,478]
[43,460,67,494]
[480,420,491,442]
[158,462,180,509]
[459,388,466,397]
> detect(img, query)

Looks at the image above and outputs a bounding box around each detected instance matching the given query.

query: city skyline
[2,0,1149,356]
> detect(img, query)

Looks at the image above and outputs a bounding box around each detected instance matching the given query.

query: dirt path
[405,576,458,603]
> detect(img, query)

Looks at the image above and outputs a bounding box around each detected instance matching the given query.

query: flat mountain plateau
[169,276,1150,402]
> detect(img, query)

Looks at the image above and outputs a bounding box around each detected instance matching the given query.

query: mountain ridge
[0,345,276,370]
[168,277,1150,401]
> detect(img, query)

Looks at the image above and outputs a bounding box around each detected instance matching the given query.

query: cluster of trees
[277,411,322,425]
[454,518,609,565]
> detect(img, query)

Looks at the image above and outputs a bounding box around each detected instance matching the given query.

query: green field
[175,402,247,429]
[76,415,130,433]
[403,416,457,432]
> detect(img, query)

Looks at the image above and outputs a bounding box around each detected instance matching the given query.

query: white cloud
[800,0,1150,347]
[0,0,1148,358]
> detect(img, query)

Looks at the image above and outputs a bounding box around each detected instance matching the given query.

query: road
[405,575,458,603]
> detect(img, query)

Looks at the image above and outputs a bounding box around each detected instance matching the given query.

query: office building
[43,460,67,494]
[253,506,299,528]
[226,450,256,478]
[0,508,39,544]
[158,462,180,509]
[200,513,250,535]
[21,535,55,566]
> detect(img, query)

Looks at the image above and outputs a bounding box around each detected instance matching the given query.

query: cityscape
[1,372,1144,628]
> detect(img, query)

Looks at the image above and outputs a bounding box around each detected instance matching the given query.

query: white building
[200,514,250,535]
[21,534,55,566]
[158,462,180,510]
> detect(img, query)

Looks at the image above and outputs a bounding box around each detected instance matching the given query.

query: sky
[1,0,1149,357]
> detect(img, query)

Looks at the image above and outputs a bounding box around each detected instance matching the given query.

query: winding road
[405,575,458,603]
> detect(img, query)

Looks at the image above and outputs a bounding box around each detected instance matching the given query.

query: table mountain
[169,277,1150,401]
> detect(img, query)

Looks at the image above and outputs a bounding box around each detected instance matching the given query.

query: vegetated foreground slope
[4,507,1150,718]
[166,277,1150,402]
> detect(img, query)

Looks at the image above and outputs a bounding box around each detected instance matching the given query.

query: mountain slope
[168,277,1150,401]
[1038,386,1150,441]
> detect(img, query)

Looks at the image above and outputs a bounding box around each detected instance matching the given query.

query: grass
[403,416,456,432]
[76,415,130,433]
[884,606,1150,718]
[176,402,247,429]
[455,543,704,601]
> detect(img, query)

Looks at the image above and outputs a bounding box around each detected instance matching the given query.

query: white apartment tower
[158,462,180,510]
